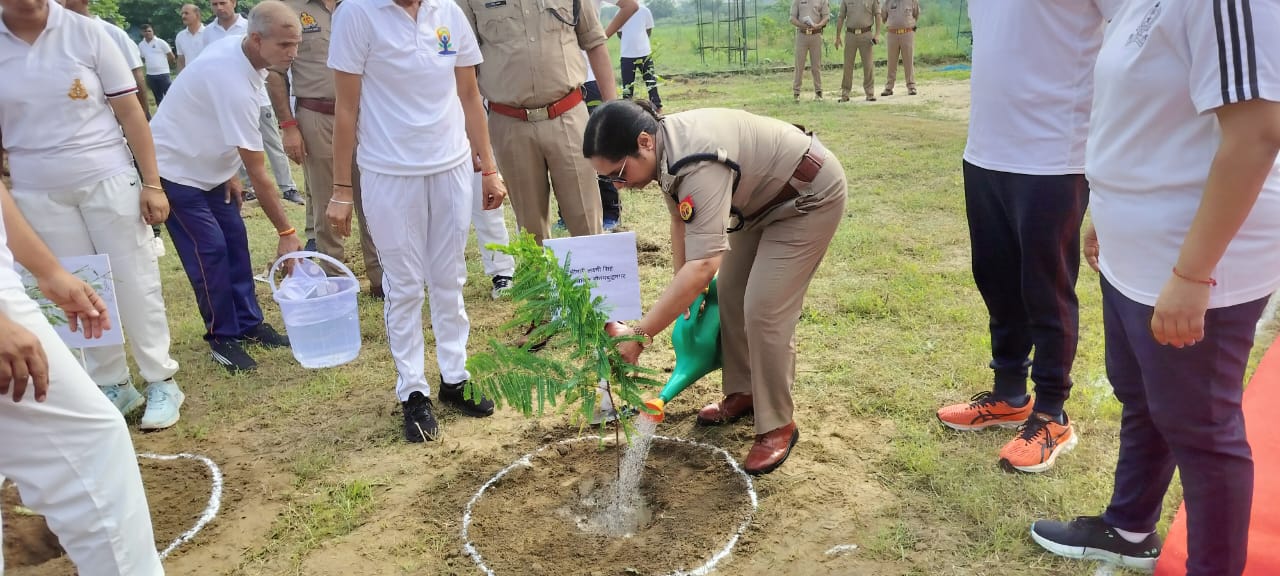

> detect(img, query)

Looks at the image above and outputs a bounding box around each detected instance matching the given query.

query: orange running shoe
[998,412,1078,473]
[936,391,1033,431]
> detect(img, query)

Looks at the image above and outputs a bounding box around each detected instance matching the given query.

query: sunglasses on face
[598,156,627,184]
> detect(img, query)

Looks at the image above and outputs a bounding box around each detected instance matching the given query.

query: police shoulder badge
[299,12,321,32]
[678,195,695,222]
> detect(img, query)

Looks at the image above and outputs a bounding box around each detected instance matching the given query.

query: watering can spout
[641,398,666,422]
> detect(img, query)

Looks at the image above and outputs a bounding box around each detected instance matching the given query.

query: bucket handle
[267,251,358,295]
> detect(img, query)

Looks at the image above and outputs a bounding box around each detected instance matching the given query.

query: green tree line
[94,0,260,41]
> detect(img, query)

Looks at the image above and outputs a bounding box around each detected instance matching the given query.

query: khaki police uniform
[836,0,878,100]
[791,0,829,98]
[881,0,918,94]
[656,108,847,435]
[458,0,607,242]
[281,0,383,290]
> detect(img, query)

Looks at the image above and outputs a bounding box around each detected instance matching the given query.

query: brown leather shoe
[696,393,754,426]
[744,422,799,476]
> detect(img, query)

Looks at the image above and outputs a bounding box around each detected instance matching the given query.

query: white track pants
[0,288,162,576]
[12,172,180,387]
[362,162,472,401]
[470,171,516,278]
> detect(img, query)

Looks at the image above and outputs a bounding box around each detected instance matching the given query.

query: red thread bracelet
[481,170,498,177]
[1172,267,1217,286]
[279,119,298,129]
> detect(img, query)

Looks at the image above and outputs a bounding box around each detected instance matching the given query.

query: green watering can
[643,276,722,421]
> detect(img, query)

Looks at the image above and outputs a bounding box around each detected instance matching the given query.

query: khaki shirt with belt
[882,0,918,31]
[837,0,877,32]
[458,0,607,107]
[790,0,829,31]
[284,0,335,100]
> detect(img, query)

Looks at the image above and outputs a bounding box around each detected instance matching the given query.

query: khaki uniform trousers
[717,156,847,435]
[793,32,824,96]
[488,103,602,243]
[885,30,915,91]
[298,106,383,289]
[841,30,875,99]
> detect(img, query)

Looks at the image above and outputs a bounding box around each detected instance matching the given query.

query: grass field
[45,68,1274,576]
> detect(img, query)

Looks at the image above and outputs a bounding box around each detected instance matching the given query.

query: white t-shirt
[95,16,143,71]
[1089,0,1280,309]
[202,14,267,105]
[618,5,653,58]
[138,37,173,75]
[328,0,482,176]
[581,0,616,83]
[152,35,266,189]
[0,1,139,194]
[175,25,206,64]
[963,0,1120,175]
[0,199,22,293]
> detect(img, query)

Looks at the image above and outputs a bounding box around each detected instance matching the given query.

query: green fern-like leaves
[465,233,663,431]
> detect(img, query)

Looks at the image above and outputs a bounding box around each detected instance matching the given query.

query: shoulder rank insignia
[678,195,695,222]
[299,12,321,32]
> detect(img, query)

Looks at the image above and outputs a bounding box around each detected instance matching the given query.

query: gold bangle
[142,183,164,191]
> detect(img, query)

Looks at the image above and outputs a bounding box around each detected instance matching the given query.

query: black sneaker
[402,391,439,443]
[242,323,290,349]
[439,379,494,417]
[1031,516,1161,571]
[243,189,258,203]
[304,238,317,252]
[282,188,305,205]
[490,275,512,300]
[210,339,257,373]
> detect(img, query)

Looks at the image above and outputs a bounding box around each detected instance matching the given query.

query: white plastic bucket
[268,251,362,368]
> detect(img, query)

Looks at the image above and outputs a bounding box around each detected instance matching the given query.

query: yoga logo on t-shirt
[436,26,456,55]
[1126,1,1162,48]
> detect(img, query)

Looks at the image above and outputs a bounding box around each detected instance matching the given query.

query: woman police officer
[585,100,847,475]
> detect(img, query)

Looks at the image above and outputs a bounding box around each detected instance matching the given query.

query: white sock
[1113,526,1152,543]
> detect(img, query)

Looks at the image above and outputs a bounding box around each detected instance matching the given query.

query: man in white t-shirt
[205,0,304,205]
[152,1,302,374]
[617,4,660,110]
[329,0,507,442]
[137,23,175,104]
[0,179,161,576]
[175,3,205,71]
[1032,1,1280,573]
[936,0,1119,474]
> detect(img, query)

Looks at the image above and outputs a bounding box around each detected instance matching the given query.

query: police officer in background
[585,101,848,475]
[268,0,385,298]
[458,0,624,244]
[790,0,828,102]
[834,0,879,102]
[880,0,918,96]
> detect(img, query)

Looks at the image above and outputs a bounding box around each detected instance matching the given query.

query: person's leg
[809,34,823,97]
[793,33,806,97]
[489,111,554,243]
[620,56,638,100]
[858,35,875,98]
[299,107,342,263]
[840,32,856,99]
[361,169,431,401]
[717,225,761,399]
[0,288,163,576]
[352,158,383,291]
[903,31,916,92]
[543,104,603,237]
[259,105,300,195]
[470,170,516,278]
[423,162,473,385]
[163,179,251,341]
[153,73,171,104]
[640,55,661,108]
[581,81,621,227]
[205,183,265,337]
[884,33,900,93]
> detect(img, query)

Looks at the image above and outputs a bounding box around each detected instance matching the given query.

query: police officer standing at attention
[267,0,385,299]
[790,0,828,102]
[834,0,879,102]
[585,101,847,475]
[880,0,917,96]
[458,0,622,243]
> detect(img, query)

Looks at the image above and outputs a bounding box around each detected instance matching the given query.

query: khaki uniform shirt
[657,108,814,261]
[882,0,918,29]
[790,0,829,29]
[284,0,336,100]
[837,0,877,31]
[458,0,607,107]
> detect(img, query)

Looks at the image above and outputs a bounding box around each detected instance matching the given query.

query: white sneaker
[100,381,145,415]
[140,379,185,431]
[151,235,165,257]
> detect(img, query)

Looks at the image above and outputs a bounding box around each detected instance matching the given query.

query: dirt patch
[2,456,220,574]
[465,437,753,576]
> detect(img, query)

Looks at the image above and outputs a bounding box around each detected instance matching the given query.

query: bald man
[175,3,206,71]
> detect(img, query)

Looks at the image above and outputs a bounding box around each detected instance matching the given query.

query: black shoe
[1031,516,1161,571]
[282,188,306,205]
[490,275,512,300]
[368,286,385,300]
[210,339,256,373]
[243,189,258,203]
[242,323,290,349]
[439,379,495,418]
[402,391,439,443]
[304,238,317,252]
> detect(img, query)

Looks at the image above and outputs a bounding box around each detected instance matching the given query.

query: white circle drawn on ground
[137,453,224,560]
[461,434,759,576]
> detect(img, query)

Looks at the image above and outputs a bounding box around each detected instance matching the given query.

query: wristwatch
[634,324,655,347]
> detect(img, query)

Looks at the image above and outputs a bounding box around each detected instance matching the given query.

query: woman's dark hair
[583,99,660,161]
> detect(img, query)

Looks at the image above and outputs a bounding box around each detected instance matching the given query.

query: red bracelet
[481,170,498,177]
[279,119,298,129]
[1172,267,1217,286]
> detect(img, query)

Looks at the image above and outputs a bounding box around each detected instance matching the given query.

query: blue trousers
[161,178,263,342]
[1100,276,1267,576]
[963,161,1088,417]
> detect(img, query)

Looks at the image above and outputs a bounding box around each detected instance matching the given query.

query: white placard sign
[17,254,124,349]
[543,232,642,322]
